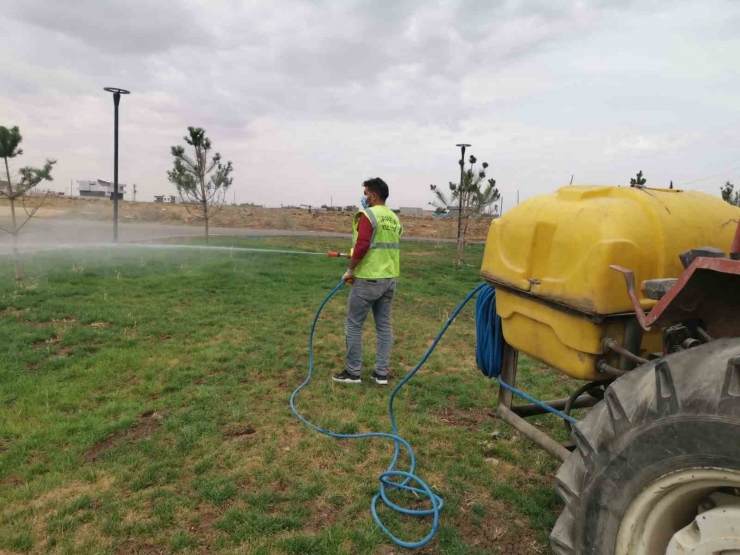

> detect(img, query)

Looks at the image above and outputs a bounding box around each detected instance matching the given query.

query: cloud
[6,0,212,56]
[1,0,739,208]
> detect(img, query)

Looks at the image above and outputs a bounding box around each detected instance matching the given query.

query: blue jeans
[345,278,396,377]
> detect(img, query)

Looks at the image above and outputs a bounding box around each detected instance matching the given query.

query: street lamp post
[455,143,471,242]
[103,87,130,243]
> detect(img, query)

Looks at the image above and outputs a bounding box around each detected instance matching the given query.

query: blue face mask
[360,195,369,209]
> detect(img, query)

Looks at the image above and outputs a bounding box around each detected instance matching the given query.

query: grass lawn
[0,237,575,555]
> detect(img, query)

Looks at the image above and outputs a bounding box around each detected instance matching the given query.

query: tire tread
[550,339,740,555]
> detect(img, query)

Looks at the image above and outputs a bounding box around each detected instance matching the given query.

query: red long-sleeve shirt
[351,213,373,262]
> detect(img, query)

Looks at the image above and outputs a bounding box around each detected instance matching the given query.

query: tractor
[479,185,740,554]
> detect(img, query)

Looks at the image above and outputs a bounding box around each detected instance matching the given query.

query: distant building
[154,195,177,204]
[77,179,126,200]
[399,207,424,217]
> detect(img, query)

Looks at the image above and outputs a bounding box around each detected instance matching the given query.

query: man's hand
[342,268,355,285]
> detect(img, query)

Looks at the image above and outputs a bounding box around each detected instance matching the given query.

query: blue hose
[290,282,485,548]
[290,281,575,549]
[475,284,505,378]
[474,284,578,424]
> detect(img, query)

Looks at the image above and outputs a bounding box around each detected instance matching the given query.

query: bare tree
[720,181,740,206]
[167,127,233,242]
[430,155,499,264]
[0,125,56,285]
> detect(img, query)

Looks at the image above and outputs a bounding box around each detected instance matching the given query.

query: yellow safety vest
[351,205,403,279]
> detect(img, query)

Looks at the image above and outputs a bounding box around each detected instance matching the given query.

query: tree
[167,127,233,242]
[430,154,499,264]
[630,171,647,188]
[0,126,56,284]
[720,181,740,206]
[486,204,500,218]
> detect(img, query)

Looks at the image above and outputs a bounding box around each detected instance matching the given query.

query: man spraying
[334,178,403,385]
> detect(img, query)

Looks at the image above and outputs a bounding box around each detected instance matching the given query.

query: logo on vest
[378,214,400,233]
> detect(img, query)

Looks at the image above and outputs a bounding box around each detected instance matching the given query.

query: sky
[1,0,739,209]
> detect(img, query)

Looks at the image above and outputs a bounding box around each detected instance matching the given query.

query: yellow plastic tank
[481,185,740,380]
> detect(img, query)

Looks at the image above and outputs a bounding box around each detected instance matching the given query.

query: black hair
[363,177,389,201]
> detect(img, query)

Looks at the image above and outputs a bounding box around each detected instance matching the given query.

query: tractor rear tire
[550,338,740,555]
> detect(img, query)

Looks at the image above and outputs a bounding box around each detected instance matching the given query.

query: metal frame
[493,344,598,462]
[611,256,740,337]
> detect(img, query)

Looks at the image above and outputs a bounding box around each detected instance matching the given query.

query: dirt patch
[28,343,73,369]
[123,375,141,387]
[33,337,60,349]
[0,206,65,219]
[52,346,72,358]
[277,370,297,391]
[194,370,227,385]
[52,318,78,325]
[451,515,544,555]
[184,506,220,538]
[223,424,256,439]
[302,498,343,534]
[1,474,23,487]
[28,317,79,328]
[21,317,79,330]
[0,307,30,318]
[433,404,490,430]
[85,411,162,463]
[33,339,72,358]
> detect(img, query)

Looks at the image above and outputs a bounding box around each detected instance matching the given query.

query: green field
[0,237,574,554]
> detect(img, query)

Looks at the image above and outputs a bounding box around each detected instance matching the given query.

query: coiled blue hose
[475,284,505,378]
[290,281,575,549]
[475,284,578,424]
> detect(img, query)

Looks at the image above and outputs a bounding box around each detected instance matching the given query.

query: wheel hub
[616,468,740,555]
[667,492,740,555]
